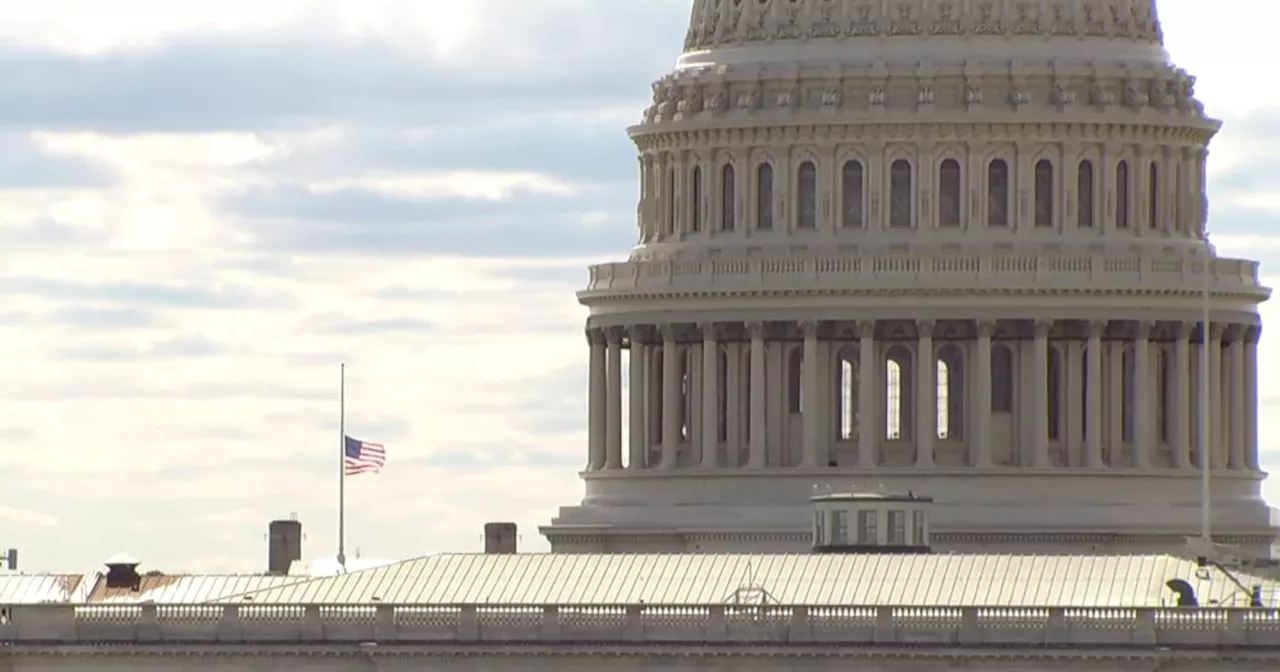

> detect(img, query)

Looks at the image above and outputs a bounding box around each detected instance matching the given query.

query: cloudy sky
[0,0,1277,573]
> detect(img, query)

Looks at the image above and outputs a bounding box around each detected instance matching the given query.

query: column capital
[857,319,877,339]
[975,319,997,338]
[800,319,820,337]
[659,324,679,342]
[1134,320,1154,340]
[604,327,623,345]
[1032,319,1053,339]
[1207,323,1225,342]
[1174,321,1196,339]
[916,319,936,337]
[1224,323,1249,343]
[586,327,607,345]
[1086,320,1107,339]
[746,320,767,340]
[699,321,718,341]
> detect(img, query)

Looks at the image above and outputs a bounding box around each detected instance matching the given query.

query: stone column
[1208,325,1224,468]
[1228,328,1246,470]
[914,320,935,468]
[700,323,720,469]
[1245,333,1259,470]
[1132,321,1151,469]
[801,320,822,468]
[628,329,647,470]
[1085,321,1105,468]
[660,326,681,469]
[972,320,993,468]
[587,329,606,471]
[748,322,767,468]
[604,329,623,470]
[857,320,878,468]
[1172,323,1192,470]
[1031,320,1051,468]
[725,342,742,466]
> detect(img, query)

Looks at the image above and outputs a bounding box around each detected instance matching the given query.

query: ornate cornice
[13,644,1280,664]
[683,0,1164,52]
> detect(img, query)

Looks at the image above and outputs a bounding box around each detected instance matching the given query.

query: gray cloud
[0,3,683,134]
[47,306,156,328]
[58,335,231,361]
[1,277,281,310]
[222,185,635,257]
[0,133,117,188]
[299,314,437,336]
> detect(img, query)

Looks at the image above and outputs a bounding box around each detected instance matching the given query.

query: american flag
[344,436,386,475]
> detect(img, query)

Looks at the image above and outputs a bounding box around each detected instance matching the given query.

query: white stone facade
[541,0,1276,553]
[3,603,1278,670]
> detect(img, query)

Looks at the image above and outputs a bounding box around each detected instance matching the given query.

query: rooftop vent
[484,522,518,554]
[104,552,142,590]
[809,487,933,554]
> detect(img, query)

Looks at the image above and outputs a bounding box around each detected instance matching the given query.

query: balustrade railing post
[458,605,478,641]
[137,603,159,642]
[624,605,644,641]
[215,604,242,643]
[787,606,810,642]
[873,606,895,644]
[540,605,561,642]
[1134,608,1156,645]
[301,605,323,641]
[1226,609,1246,646]
[374,604,395,641]
[958,607,981,645]
[706,605,726,643]
[1045,607,1067,645]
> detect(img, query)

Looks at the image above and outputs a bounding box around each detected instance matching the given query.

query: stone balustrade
[584,254,1264,296]
[2,603,1278,648]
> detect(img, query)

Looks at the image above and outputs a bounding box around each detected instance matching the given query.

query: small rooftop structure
[810,487,933,554]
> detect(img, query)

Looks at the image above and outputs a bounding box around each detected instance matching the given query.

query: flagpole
[338,362,347,570]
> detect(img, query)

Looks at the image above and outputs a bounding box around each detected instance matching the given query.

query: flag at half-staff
[344,436,386,475]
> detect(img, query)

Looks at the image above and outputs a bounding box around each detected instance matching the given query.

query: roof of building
[0,571,300,604]
[213,552,1279,608]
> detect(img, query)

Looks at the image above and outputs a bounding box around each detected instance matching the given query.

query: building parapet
[583,255,1266,299]
[1,603,1277,648]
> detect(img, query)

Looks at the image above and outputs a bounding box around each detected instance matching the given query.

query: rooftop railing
[583,255,1265,296]
[1,603,1277,648]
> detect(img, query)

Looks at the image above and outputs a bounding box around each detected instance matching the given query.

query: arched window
[756,163,774,230]
[1047,347,1062,441]
[679,349,691,440]
[991,345,1014,413]
[837,347,858,440]
[889,159,913,228]
[690,165,702,232]
[717,349,729,442]
[797,160,817,228]
[1034,159,1054,228]
[885,355,905,439]
[1077,160,1095,228]
[1116,160,1131,228]
[987,159,1009,227]
[1148,162,1159,229]
[720,163,736,231]
[787,348,803,414]
[938,159,962,227]
[666,167,676,235]
[1121,348,1135,443]
[1157,348,1170,444]
[936,346,964,440]
[841,159,864,228]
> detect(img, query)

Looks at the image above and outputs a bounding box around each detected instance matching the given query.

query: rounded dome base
[543,469,1278,556]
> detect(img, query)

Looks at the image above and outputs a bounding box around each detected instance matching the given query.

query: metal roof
[0,572,304,604]
[215,553,1280,608]
[88,574,304,603]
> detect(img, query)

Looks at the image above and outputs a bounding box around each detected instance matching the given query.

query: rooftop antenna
[723,560,778,606]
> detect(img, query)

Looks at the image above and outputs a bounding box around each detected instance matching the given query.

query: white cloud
[0,1,1277,574]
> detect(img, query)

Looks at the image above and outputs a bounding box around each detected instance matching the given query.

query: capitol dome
[542,0,1277,554]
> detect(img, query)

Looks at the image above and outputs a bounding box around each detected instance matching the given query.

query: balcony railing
[1,603,1277,648]
[583,255,1266,296]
